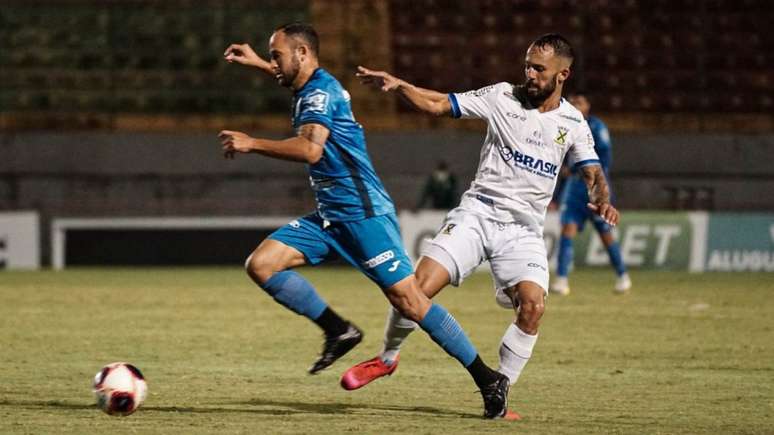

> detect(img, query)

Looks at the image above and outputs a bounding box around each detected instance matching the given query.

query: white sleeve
[567,120,601,169]
[448,82,507,120]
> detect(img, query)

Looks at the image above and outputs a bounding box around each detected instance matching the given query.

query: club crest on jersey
[554,126,569,145]
[441,223,456,235]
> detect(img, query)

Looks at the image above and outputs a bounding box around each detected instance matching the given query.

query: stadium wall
[2,130,773,266]
[47,211,774,273]
[2,131,773,213]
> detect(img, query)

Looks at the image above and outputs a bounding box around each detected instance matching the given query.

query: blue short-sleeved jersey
[560,115,615,231]
[292,68,395,221]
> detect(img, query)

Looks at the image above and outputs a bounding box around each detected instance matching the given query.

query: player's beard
[525,73,559,105]
[277,55,301,87]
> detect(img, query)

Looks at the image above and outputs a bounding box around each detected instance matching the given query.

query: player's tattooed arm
[356,66,451,116]
[581,164,619,226]
[218,123,327,164]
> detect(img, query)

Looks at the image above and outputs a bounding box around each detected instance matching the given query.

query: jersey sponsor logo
[497,143,559,179]
[363,249,395,269]
[526,130,546,148]
[560,114,582,123]
[289,219,301,229]
[506,111,527,121]
[554,126,569,145]
[464,85,496,97]
[302,89,329,114]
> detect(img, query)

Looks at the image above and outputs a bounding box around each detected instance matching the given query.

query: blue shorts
[268,212,414,289]
[560,196,613,234]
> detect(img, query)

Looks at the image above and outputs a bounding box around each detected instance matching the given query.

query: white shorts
[422,207,549,309]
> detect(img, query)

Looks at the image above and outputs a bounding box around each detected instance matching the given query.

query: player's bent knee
[385,293,421,322]
[383,284,428,323]
[244,251,276,286]
[521,299,545,320]
[517,298,545,332]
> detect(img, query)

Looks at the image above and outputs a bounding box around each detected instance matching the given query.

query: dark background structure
[2,0,773,264]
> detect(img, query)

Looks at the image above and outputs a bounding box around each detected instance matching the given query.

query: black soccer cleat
[481,372,510,419]
[308,323,363,375]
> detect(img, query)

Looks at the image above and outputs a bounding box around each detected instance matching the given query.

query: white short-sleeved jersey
[448,82,600,235]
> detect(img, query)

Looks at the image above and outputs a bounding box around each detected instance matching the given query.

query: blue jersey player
[219,23,511,419]
[550,93,631,295]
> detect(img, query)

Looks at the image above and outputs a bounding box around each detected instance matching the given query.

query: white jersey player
[341,34,619,419]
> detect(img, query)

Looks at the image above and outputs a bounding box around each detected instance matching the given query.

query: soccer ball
[93,362,147,416]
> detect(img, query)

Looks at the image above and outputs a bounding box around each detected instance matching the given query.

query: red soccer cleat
[340,355,399,390]
[503,409,522,421]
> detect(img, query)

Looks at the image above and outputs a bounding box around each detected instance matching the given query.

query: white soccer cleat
[549,276,570,295]
[614,273,632,293]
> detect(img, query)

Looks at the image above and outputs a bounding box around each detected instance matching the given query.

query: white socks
[380,307,418,363]
[498,322,538,385]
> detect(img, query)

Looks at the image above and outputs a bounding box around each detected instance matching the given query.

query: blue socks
[557,233,626,277]
[260,270,327,320]
[557,235,573,277]
[418,304,477,367]
[606,242,627,276]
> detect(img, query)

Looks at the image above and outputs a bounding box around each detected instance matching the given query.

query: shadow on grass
[0,398,479,419]
[235,397,478,419]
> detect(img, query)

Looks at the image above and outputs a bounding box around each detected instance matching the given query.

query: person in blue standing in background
[550,92,631,295]
[218,22,510,419]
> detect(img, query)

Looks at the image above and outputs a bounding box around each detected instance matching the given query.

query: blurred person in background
[219,22,510,419]
[550,92,631,295]
[416,160,459,210]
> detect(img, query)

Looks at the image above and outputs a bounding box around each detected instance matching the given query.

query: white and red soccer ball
[93,362,147,416]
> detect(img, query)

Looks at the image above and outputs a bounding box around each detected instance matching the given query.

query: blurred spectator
[416,161,458,210]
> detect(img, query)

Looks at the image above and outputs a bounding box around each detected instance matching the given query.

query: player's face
[523,44,568,101]
[569,95,590,117]
[268,31,301,88]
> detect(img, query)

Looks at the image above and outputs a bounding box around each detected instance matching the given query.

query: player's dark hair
[275,22,320,56]
[532,33,574,65]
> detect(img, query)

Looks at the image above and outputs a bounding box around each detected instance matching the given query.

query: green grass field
[1,268,772,434]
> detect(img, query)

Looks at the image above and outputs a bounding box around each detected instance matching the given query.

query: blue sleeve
[448,93,461,118]
[297,88,334,130]
[591,118,612,171]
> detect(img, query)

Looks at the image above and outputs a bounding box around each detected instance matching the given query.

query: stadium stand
[389,0,774,113]
[0,0,308,117]
[1,0,773,266]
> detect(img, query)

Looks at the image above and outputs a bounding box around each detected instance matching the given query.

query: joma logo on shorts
[363,250,395,269]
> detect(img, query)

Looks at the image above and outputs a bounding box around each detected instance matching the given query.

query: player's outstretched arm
[223,43,274,76]
[219,123,327,164]
[581,164,619,226]
[356,66,451,116]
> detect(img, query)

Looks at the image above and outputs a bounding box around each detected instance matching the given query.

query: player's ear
[558,67,571,85]
[296,43,309,61]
